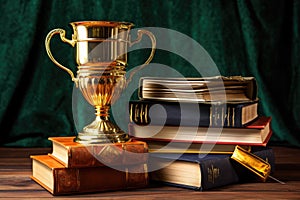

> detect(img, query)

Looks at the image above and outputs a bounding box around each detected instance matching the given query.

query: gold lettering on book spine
[221,106,225,126]
[232,107,235,127]
[140,103,145,124]
[134,104,139,124]
[207,164,220,184]
[226,107,230,127]
[209,106,212,126]
[144,104,149,124]
[210,105,226,126]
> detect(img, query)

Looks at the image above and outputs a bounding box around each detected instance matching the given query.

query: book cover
[31,155,148,195]
[149,147,274,190]
[128,116,272,146]
[139,76,258,103]
[129,100,258,127]
[49,137,148,168]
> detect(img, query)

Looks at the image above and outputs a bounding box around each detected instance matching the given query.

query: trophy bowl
[45,21,156,144]
[76,64,127,143]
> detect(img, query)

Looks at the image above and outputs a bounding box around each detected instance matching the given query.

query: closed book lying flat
[129,100,258,127]
[139,76,258,103]
[149,147,274,190]
[129,116,272,146]
[31,155,148,195]
[49,137,148,168]
[145,140,250,154]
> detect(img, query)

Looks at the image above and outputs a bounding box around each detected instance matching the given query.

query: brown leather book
[31,155,148,195]
[48,137,148,168]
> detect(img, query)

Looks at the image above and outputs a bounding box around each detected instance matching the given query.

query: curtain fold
[0,0,299,147]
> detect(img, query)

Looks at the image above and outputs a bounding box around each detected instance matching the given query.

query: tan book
[31,155,148,195]
[139,76,258,103]
[48,137,148,168]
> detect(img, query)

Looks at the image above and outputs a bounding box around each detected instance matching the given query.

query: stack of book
[30,137,149,195]
[128,76,274,190]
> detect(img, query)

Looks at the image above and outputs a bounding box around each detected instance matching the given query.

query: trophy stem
[75,106,130,144]
[95,106,109,117]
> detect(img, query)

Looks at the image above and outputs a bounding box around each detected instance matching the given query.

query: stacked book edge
[30,137,149,195]
[128,75,275,190]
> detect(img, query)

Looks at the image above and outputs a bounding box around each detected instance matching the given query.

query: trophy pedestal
[75,116,130,144]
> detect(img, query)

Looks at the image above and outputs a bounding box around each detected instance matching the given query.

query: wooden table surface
[0,146,299,199]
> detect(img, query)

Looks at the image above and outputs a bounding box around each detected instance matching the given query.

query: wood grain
[0,146,299,199]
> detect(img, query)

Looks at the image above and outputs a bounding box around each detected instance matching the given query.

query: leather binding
[49,137,148,168]
[129,100,258,128]
[31,155,148,195]
[149,146,274,190]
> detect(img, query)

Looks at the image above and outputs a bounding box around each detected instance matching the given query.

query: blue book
[129,100,258,127]
[149,147,275,190]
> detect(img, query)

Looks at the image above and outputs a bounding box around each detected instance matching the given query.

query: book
[129,100,258,127]
[145,140,250,154]
[128,116,272,146]
[31,155,148,195]
[139,76,258,103]
[149,147,275,190]
[49,137,148,168]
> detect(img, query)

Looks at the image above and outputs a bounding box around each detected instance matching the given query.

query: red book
[128,116,272,146]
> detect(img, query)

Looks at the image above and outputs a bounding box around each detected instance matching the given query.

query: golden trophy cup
[45,21,156,144]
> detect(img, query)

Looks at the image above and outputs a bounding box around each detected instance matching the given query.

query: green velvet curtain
[0,0,299,147]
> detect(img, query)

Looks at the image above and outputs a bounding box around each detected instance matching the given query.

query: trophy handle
[45,28,78,87]
[130,29,156,65]
[127,29,156,82]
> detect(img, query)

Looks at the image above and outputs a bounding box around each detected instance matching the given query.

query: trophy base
[75,116,130,144]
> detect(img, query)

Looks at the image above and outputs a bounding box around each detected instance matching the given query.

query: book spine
[203,148,274,190]
[149,154,240,190]
[199,156,240,190]
[53,164,148,195]
[129,101,249,127]
[67,143,148,168]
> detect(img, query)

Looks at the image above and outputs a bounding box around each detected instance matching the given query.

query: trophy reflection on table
[45,21,156,144]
